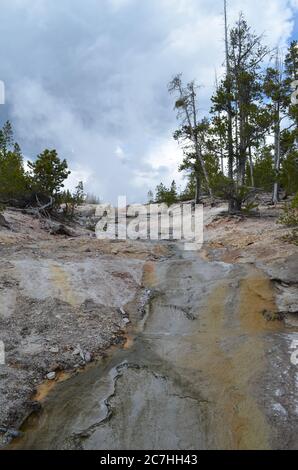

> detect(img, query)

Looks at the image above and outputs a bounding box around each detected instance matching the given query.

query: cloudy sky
[0,0,297,203]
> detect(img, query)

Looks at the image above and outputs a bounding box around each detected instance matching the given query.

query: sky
[0,0,297,203]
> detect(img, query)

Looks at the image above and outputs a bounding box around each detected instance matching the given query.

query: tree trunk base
[228,199,242,215]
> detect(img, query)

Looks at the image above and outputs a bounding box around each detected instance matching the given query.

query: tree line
[0,121,85,216]
[151,7,298,214]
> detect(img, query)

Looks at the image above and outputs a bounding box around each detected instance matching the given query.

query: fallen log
[50,223,75,237]
[40,219,76,237]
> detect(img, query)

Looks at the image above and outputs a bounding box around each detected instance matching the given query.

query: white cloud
[115,146,125,160]
[133,140,185,192]
[0,0,297,202]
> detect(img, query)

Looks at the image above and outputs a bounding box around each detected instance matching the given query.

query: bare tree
[168,75,213,204]
[272,53,283,204]
[224,0,235,212]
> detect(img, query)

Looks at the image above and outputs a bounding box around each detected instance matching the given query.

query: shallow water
[9,245,298,450]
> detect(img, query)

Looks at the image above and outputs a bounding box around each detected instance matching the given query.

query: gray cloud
[0,0,297,202]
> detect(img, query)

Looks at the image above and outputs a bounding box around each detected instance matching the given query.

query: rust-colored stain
[142,261,157,287]
[238,272,280,333]
[191,267,284,450]
[50,264,78,307]
[123,335,134,350]
[33,371,71,402]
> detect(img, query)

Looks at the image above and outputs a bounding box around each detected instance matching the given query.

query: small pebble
[46,372,56,381]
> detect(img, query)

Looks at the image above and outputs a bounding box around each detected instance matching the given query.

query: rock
[73,345,85,360]
[0,427,22,438]
[79,351,85,360]
[122,317,130,325]
[73,348,81,356]
[40,219,75,237]
[75,205,97,218]
[49,347,59,354]
[284,313,298,327]
[275,284,298,314]
[46,372,56,380]
[262,310,284,321]
[262,254,298,284]
[0,214,10,230]
[119,307,126,316]
[84,352,92,363]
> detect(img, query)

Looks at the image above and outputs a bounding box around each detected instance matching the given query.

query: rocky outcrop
[0,214,10,230]
[259,254,298,324]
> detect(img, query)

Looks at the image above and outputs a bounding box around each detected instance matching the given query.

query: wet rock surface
[1,203,298,450]
[7,246,298,450]
[0,214,169,446]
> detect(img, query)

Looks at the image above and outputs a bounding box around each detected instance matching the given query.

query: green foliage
[147,190,154,204]
[0,150,28,199]
[27,149,70,197]
[59,181,86,218]
[250,148,275,191]
[210,173,233,198]
[0,121,14,153]
[242,200,259,214]
[179,175,196,201]
[175,98,186,109]
[85,193,101,204]
[155,180,178,206]
[0,121,75,210]
[280,151,298,195]
[172,20,297,212]
[211,14,269,195]
[73,181,86,205]
[0,121,29,200]
[279,193,298,227]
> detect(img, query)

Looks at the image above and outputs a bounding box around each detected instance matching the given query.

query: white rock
[85,352,92,363]
[73,345,84,358]
[46,372,56,380]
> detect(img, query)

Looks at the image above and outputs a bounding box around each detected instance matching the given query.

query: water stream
[9,244,298,450]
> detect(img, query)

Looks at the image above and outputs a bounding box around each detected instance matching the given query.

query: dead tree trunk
[224,0,236,213]
[188,87,214,203]
[195,172,201,204]
[248,146,255,187]
[272,102,281,204]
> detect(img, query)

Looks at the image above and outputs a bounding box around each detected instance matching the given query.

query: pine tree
[262,42,298,200]
[211,10,269,211]
[263,51,292,202]
[0,121,14,153]
[28,149,71,197]
[147,190,154,204]
[0,123,28,200]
